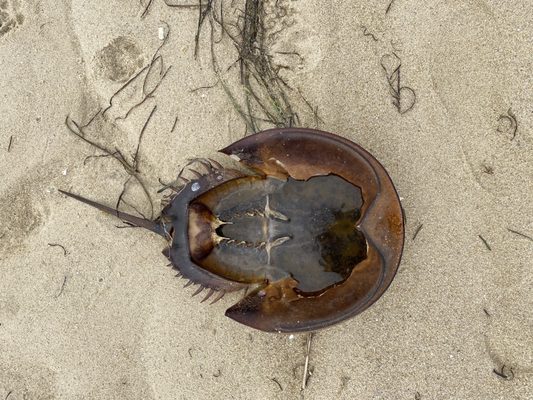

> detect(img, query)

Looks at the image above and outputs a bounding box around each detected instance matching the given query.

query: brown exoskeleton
[61,128,404,333]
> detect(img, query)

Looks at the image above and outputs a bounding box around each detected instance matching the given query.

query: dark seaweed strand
[55,276,67,298]
[194,0,215,59]
[362,26,378,42]
[270,377,283,391]
[497,108,518,140]
[116,58,171,122]
[141,0,155,18]
[171,115,179,132]
[380,52,416,114]
[412,224,423,241]
[189,82,219,92]
[478,235,492,251]
[386,0,396,14]
[507,228,533,242]
[237,1,296,129]
[105,27,171,121]
[83,151,121,166]
[64,117,154,220]
[205,0,314,132]
[102,65,150,117]
[163,0,317,130]
[133,105,157,171]
[507,108,518,139]
[48,243,68,256]
[115,175,134,219]
[492,365,514,380]
[163,0,205,8]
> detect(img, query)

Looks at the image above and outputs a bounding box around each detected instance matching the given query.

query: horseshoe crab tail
[59,190,166,237]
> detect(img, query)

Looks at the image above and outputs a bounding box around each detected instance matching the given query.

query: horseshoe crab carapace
[61,128,404,333]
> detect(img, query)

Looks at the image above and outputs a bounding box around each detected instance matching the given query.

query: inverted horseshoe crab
[61,128,404,333]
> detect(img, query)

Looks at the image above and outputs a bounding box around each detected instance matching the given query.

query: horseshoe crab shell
[61,128,404,333]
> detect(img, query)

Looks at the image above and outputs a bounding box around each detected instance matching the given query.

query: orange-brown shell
[215,128,404,332]
[62,128,404,333]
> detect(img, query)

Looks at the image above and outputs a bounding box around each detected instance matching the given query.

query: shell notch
[61,128,404,333]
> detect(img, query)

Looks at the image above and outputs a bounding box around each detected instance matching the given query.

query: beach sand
[0,0,531,398]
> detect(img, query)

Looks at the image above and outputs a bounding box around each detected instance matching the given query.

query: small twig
[188,347,194,358]
[55,276,68,298]
[507,228,533,242]
[7,136,13,152]
[171,116,179,133]
[412,224,424,241]
[386,0,396,14]
[48,243,68,256]
[301,332,314,391]
[5,391,13,400]
[270,377,283,391]
[483,308,491,317]
[478,235,492,251]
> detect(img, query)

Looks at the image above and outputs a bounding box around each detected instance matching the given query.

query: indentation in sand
[0,0,24,37]
[94,36,145,83]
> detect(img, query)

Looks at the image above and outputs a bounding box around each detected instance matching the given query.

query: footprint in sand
[0,0,24,38]
[94,36,145,83]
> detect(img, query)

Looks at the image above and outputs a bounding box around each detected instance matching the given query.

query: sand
[0,0,532,399]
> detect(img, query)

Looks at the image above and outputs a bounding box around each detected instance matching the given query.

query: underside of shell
[61,128,404,333]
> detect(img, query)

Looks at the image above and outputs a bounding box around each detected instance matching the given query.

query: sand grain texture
[0,0,531,399]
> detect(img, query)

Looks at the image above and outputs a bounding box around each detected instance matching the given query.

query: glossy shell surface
[63,128,404,333]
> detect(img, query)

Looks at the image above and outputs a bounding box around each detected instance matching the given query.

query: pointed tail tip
[58,188,166,237]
